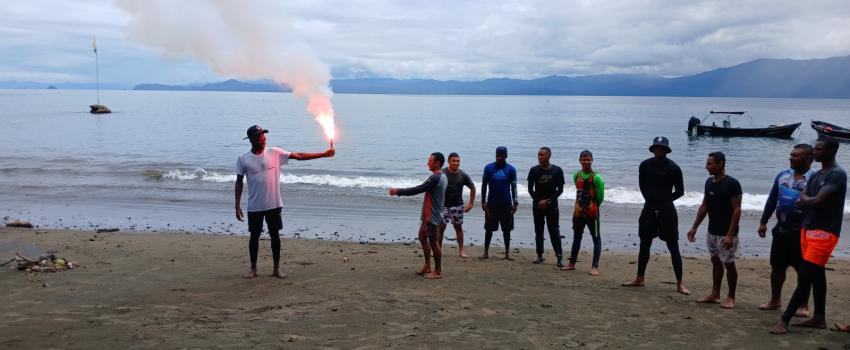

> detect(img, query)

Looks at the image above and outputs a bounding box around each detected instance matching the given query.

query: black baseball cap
[649,136,671,153]
[243,125,269,140]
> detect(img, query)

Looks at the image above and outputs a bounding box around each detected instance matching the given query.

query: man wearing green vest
[564,150,604,275]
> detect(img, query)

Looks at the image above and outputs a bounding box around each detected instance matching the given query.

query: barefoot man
[438,152,476,258]
[757,144,814,315]
[772,138,846,334]
[527,147,566,267]
[235,125,334,279]
[688,152,743,309]
[623,137,690,295]
[481,146,518,260]
[566,150,604,275]
[390,152,448,279]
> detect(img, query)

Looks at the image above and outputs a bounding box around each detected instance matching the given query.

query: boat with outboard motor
[686,111,799,138]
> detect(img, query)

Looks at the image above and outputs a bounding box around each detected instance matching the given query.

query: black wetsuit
[527,164,565,259]
[636,157,685,281]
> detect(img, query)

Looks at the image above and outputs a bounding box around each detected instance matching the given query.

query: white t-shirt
[236,147,291,212]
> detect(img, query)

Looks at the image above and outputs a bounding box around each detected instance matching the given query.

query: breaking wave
[151,168,849,213]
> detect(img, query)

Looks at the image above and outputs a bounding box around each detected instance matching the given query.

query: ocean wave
[153,168,849,213]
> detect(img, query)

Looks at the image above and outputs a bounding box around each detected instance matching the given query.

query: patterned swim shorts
[707,234,739,263]
[441,205,465,225]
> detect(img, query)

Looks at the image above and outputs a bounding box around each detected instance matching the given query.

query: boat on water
[89,104,111,114]
[89,35,111,115]
[686,111,800,138]
[811,120,850,141]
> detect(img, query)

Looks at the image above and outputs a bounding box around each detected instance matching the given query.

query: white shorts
[441,206,464,225]
[707,234,739,263]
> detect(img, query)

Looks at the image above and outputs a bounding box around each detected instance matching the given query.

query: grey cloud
[1,0,849,84]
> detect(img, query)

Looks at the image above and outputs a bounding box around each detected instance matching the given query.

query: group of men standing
[233,123,848,335]
[390,145,606,278]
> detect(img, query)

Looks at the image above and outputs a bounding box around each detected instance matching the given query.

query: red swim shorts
[801,228,839,267]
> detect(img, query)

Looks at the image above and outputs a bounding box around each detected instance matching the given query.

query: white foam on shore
[157,168,849,213]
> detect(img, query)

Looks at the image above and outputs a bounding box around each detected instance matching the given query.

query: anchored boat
[687,111,799,138]
[811,120,850,141]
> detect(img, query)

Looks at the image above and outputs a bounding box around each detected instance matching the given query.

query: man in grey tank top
[390,152,448,279]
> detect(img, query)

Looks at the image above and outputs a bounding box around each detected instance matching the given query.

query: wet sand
[1,227,850,349]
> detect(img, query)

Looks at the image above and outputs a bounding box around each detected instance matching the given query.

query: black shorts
[248,207,283,234]
[770,225,803,268]
[485,205,514,232]
[638,206,678,241]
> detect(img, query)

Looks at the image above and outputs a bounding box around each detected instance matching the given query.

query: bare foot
[416,267,432,275]
[794,307,810,318]
[478,254,489,260]
[759,301,781,310]
[720,298,735,309]
[831,323,850,332]
[561,263,576,271]
[424,272,442,279]
[503,254,514,261]
[792,317,827,329]
[696,295,721,304]
[622,278,644,287]
[272,269,287,279]
[459,251,469,258]
[589,267,599,276]
[242,269,257,279]
[770,320,789,335]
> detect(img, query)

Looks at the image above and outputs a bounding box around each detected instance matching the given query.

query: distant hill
[327,56,850,98]
[134,79,288,92]
[4,55,849,98]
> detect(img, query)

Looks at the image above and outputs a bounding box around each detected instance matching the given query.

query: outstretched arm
[391,174,438,197]
[290,149,335,160]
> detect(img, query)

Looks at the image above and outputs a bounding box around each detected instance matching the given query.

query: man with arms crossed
[688,152,743,309]
[772,139,846,334]
[438,152,476,258]
[623,137,690,295]
[390,152,448,279]
[235,125,334,279]
[757,144,814,315]
[480,146,518,260]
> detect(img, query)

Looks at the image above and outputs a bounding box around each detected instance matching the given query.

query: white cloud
[0,0,848,83]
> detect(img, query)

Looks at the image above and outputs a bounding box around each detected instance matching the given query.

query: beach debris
[96,228,119,233]
[4,253,79,273]
[343,256,350,263]
[6,220,34,228]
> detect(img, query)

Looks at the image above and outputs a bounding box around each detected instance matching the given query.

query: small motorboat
[811,120,850,141]
[687,111,800,138]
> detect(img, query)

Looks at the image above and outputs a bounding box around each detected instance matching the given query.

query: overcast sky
[2,0,849,85]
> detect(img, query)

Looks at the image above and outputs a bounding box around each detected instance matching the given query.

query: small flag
[92,35,97,54]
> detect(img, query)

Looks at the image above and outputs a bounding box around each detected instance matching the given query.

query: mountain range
[2,56,849,98]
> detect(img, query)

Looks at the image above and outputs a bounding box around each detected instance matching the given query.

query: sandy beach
[1,227,849,349]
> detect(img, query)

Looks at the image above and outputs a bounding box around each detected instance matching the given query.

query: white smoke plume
[116,0,335,139]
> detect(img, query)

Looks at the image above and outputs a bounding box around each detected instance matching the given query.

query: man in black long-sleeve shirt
[623,137,691,295]
[527,147,566,267]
